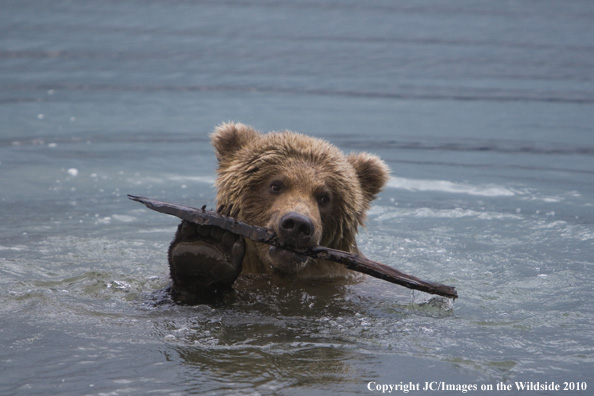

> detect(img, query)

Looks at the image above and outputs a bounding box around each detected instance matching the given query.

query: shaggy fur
[211,122,390,279]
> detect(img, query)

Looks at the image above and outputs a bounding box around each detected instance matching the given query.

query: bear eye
[270,182,282,194]
[318,193,331,206]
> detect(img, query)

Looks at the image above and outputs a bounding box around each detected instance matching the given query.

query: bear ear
[211,122,260,162]
[347,152,390,203]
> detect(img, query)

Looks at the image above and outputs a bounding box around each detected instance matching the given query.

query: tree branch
[128,195,458,299]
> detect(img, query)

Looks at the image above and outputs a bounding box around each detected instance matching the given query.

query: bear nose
[278,212,314,247]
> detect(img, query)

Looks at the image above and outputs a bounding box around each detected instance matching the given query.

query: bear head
[211,122,390,278]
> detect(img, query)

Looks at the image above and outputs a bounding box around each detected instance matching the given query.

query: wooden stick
[128,195,458,299]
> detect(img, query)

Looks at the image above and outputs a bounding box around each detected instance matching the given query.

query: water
[1,1,593,395]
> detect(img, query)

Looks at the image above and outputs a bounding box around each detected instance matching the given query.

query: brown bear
[168,122,390,303]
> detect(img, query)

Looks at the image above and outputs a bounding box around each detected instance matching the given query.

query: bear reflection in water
[168,122,390,304]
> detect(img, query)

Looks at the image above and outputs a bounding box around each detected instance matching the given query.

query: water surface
[1,1,593,395]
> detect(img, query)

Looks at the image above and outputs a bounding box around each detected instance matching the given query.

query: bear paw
[168,220,245,303]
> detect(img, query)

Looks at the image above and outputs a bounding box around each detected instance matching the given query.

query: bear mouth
[267,246,311,274]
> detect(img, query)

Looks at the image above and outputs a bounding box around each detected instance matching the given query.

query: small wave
[413,208,521,220]
[0,245,28,251]
[168,175,217,185]
[111,214,137,223]
[373,207,522,221]
[5,82,593,104]
[125,174,216,186]
[387,176,516,197]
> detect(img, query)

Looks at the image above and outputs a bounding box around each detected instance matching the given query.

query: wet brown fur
[212,122,390,279]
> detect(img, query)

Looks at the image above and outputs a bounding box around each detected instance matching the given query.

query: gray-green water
[1,1,593,395]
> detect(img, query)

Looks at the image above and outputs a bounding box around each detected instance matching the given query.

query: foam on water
[388,176,517,197]
[372,206,523,221]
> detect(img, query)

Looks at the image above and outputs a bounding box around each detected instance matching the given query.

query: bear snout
[278,212,315,248]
